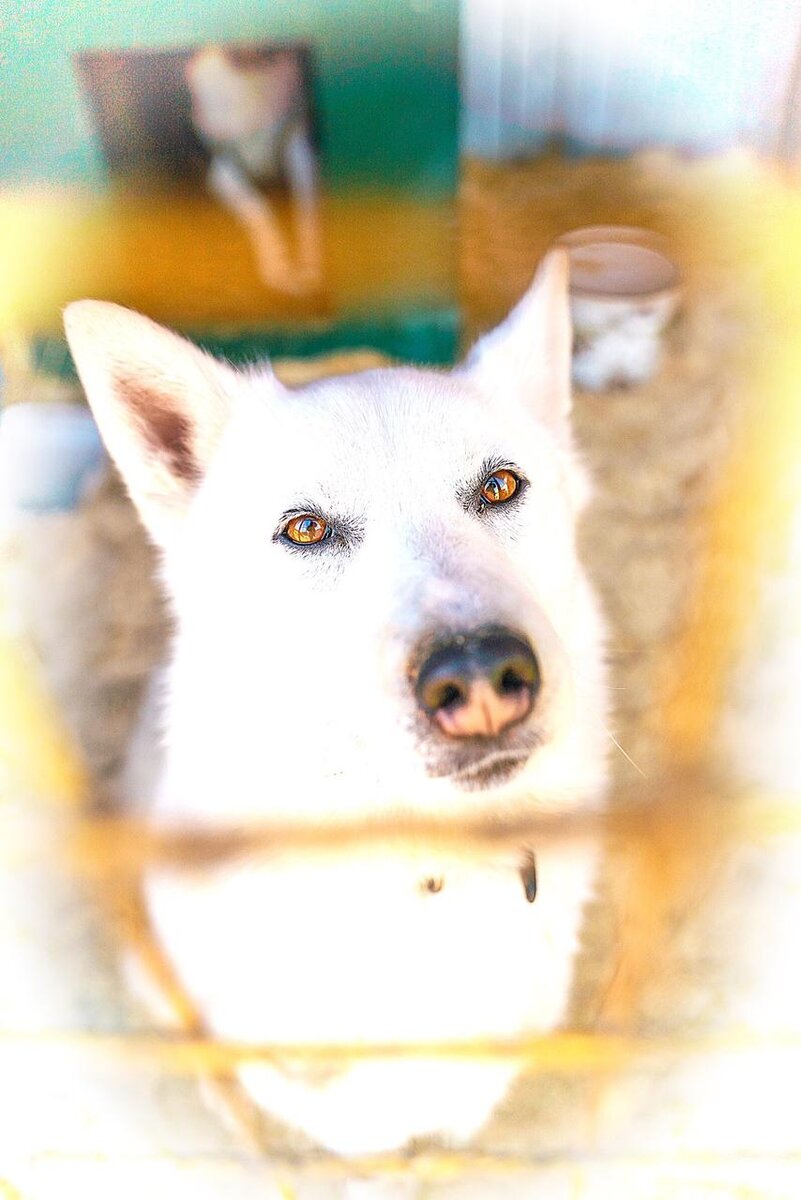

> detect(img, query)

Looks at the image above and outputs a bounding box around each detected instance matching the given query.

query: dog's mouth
[449,749,532,791]
[422,724,541,792]
[415,716,544,791]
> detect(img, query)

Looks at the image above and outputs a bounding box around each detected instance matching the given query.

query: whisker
[604,726,647,778]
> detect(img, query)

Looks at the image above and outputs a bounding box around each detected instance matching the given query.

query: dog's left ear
[460,249,572,437]
[64,301,242,546]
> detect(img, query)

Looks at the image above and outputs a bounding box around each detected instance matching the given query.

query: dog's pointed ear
[64,302,241,545]
[460,249,573,435]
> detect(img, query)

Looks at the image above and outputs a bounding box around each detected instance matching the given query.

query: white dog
[64,251,608,1175]
[185,45,321,294]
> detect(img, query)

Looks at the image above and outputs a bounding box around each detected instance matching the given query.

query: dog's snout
[414,629,540,739]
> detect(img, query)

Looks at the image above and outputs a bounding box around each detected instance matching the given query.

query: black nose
[414,628,540,739]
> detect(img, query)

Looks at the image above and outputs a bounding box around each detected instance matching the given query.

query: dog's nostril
[437,683,464,710]
[499,666,525,694]
[495,654,539,697]
[424,680,466,712]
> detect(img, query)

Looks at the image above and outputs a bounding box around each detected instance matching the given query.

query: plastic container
[557,226,682,390]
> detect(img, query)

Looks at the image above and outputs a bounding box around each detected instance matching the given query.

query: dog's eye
[284,514,329,545]
[480,468,520,506]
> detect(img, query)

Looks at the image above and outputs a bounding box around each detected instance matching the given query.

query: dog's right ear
[64,302,242,546]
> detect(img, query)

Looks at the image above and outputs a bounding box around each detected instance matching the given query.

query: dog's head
[65,252,608,824]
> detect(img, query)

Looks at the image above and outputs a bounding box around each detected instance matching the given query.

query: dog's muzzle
[413,627,540,739]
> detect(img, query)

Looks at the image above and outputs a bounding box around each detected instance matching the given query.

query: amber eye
[480,468,520,506]
[284,514,329,545]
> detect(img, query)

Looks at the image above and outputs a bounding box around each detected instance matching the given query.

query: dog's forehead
[218,364,561,515]
[295,366,488,441]
[266,366,511,471]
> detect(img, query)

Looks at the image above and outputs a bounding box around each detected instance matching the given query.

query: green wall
[1,0,459,195]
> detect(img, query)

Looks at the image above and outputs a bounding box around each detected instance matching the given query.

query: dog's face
[65,253,608,825]
[185,46,303,156]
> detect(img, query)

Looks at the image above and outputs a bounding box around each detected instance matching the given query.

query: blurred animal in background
[185,45,322,294]
[64,250,609,1193]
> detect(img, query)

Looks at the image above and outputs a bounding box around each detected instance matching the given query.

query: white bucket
[557,226,682,391]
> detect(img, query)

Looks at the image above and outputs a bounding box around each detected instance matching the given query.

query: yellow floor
[0,185,455,334]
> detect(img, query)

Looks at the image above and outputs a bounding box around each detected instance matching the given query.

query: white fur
[64,250,609,1158]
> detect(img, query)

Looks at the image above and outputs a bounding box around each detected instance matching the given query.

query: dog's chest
[144,842,598,1046]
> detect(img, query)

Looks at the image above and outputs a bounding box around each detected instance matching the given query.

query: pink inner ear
[115,374,201,485]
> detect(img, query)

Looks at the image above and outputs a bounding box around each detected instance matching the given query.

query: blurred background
[1,1,801,1197]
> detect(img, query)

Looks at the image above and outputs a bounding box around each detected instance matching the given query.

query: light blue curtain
[461,0,801,159]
